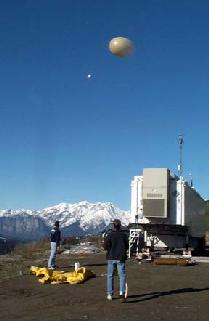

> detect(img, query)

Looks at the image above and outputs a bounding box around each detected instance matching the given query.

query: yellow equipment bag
[30,266,95,284]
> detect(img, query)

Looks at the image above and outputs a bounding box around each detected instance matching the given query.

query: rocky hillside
[0,201,130,240]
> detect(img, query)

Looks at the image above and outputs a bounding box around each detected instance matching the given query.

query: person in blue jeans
[104,219,129,302]
[48,221,61,269]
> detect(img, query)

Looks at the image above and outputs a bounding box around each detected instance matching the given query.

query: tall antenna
[178,134,184,178]
[189,173,193,187]
[178,134,184,226]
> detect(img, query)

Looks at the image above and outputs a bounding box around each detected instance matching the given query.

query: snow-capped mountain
[0,201,131,240]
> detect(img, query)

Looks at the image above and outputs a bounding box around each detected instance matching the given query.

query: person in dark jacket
[48,221,61,269]
[104,219,129,302]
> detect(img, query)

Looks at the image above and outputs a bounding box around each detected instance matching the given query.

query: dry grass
[0,238,50,282]
[13,238,49,259]
[0,236,103,282]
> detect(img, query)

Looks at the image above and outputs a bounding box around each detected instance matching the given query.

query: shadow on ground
[127,287,209,303]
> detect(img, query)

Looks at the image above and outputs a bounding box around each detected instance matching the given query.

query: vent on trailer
[142,168,169,218]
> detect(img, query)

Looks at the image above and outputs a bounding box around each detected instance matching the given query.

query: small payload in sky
[109,37,134,57]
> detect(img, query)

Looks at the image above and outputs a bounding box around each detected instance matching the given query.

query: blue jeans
[107,260,126,295]
[48,242,57,268]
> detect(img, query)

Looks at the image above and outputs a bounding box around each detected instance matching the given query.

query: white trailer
[129,168,206,256]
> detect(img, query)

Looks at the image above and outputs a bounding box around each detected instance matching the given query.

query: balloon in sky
[109,37,134,57]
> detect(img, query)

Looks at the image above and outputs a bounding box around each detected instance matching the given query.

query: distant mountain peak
[0,201,130,240]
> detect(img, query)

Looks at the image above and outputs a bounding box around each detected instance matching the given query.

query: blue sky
[0,0,209,210]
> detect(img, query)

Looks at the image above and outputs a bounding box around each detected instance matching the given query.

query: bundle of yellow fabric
[30,266,95,284]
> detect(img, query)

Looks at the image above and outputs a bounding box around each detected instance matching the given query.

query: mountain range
[0,201,130,241]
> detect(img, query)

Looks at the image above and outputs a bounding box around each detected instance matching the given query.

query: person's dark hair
[54,221,59,227]
[113,219,121,231]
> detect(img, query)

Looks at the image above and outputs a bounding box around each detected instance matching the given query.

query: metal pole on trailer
[178,134,184,226]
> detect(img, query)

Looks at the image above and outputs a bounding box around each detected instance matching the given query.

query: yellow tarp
[30,266,96,284]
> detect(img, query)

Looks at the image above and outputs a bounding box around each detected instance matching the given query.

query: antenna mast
[178,134,184,226]
[178,134,184,178]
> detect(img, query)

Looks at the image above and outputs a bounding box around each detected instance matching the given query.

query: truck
[129,168,206,257]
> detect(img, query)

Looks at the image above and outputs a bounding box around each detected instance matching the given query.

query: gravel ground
[0,253,209,321]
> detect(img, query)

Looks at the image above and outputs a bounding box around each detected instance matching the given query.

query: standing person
[48,221,61,269]
[104,219,129,302]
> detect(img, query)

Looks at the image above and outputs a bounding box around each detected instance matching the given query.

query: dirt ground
[1,253,209,321]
